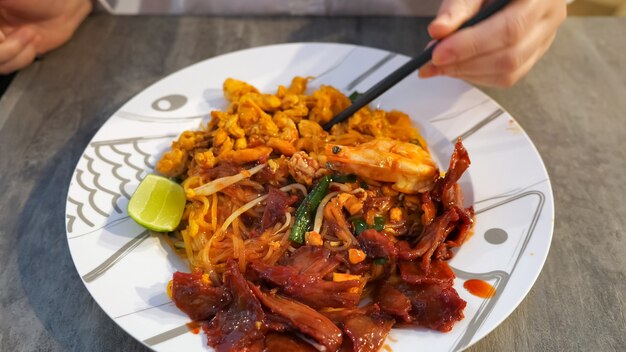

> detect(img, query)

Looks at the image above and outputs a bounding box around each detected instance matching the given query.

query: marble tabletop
[0,15,624,352]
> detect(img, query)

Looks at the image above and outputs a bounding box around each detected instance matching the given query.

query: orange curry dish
[156,77,474,352]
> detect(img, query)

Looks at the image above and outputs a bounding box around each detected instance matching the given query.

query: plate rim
[64,41,555,352]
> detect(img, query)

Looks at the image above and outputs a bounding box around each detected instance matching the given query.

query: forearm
[0,0,91,73]
[28,0,93,53]
[420,0,566,88]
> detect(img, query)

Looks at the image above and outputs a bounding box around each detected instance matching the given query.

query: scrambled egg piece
[157,76,434,193]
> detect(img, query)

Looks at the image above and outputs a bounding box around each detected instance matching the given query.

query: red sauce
[187,321,201,334]
[463,279,496,298]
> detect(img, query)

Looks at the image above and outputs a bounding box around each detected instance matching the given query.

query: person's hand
[419,0,566,87]
[0,0,91,74]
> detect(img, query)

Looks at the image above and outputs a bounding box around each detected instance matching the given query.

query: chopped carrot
[305,231,323,246]
[333,272,361,282]
[390,207,403,222]
[348,248,366,264]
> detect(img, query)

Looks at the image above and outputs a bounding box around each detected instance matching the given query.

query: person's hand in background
[419,0,566,87]
[0,0,91,74]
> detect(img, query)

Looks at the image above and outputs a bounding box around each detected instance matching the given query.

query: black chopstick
[322,0,512,131]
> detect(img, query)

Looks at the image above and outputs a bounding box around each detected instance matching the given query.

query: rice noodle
[181,230,194,262]
[324,239,351,251]
[238,179,266,192]
[232,220,247,272]
[282,183,308,197]
[273,212,292,235]
[320,197,358,251]
[199,241,212,272]
[192,163,267,196]
[194,198,212,230]
[262,246,275,262]
[215,184,306,237]
[203,183,307,273]
[181,175,203,191]
[350,188,367,195]
[238,220,251,240]
[211,193,218,230]
[313,192,339,234]
[187,210,199,237]
[330,182,351,192]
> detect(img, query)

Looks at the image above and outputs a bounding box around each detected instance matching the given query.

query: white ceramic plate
[65,43,554,352]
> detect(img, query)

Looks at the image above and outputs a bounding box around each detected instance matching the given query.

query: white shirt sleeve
[97,0,442,16]
[98,0,574,16]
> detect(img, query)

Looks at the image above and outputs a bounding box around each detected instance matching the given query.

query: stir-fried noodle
[156,77,475,351]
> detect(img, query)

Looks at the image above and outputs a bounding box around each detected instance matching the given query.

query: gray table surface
[0,15,624,352]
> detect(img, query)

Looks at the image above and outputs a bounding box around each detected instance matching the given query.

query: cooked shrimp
[326,138,438,194]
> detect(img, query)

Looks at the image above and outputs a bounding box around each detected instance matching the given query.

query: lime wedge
[127,174,186,232]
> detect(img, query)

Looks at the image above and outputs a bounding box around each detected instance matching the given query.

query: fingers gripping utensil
[322,0,512,131]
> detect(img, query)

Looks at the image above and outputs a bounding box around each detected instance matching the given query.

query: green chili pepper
[348,91,363,102]
[331,174,357,183]
[373,258,388,265]
[409,138,423,149]
[289,175,332,243]
[360,181,369,189]
[373,216,386,231]
[352,217,368,236]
